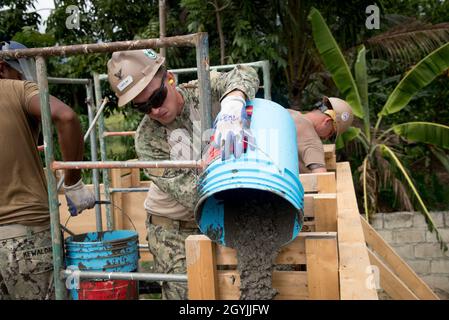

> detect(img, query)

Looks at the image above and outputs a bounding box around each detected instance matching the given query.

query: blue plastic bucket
[195,98,304,246]
[65,230,139,300]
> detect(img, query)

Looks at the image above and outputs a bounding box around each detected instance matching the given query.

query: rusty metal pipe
[103,131,136,137]
[62,269,187,282]
[52,160,203,170]
[0,34,201,59]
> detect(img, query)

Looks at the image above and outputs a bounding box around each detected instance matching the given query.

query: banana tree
[309,7,449,251]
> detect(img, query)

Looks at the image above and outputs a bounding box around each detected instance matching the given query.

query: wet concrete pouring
[223,190,296,300]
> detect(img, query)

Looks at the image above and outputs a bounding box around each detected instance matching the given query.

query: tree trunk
[159,0,167,58]
[212,0,226,65]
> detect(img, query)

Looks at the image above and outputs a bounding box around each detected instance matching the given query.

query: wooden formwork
[59,144,439,300]
[185,159,379,300]
[185,165,341,300]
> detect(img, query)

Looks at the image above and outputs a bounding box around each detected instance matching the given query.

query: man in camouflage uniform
[107,49,259,299]
[0,41,95,300]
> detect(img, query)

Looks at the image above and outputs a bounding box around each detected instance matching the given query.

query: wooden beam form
[185,235,218,300]
[361,217,439,300]
[306,234,340,299]
[110,168,131,229]
[367,248,418,300]
[323,144,336,171]
[313,194,337,232]
[336,162,378,300]
[300,172,336,193]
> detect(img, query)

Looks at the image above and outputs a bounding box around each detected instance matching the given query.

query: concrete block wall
[371,211,449,299]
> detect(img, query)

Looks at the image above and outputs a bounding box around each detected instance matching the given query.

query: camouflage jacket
[135,65,260,211]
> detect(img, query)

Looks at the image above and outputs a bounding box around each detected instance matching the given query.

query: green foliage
[379,42,449,118]
[12,26,56,47]
[393,122,449,149]
[308,8,364,118]
[310,8,449,251]
[0,0,40,41]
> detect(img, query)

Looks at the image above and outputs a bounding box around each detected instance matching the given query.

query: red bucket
[77,280,138,300]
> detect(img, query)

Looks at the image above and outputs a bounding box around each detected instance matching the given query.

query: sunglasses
[131,71,168,113]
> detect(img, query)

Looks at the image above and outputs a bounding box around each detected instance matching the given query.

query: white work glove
[63,179,96,216]
[212,95,254,161]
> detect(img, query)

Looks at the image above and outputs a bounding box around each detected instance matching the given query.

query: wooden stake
[361,217,439,300]
[185,235,218,300]
[306,235,340,299]
[313,194,337,232]
[336,162,378,300]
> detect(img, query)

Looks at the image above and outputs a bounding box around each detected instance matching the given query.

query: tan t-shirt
[0,80,49,226]
[288,110,325,173]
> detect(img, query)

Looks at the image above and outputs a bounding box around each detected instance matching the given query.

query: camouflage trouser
[0,226,54,300]
[146,217,199,300]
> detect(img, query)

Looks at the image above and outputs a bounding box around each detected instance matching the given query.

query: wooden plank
[367,248,418,300]
[215,232,336,266]
[313,194,337,232]
[361,217,439,300]
[300,172,336,193]
[306,236,340,299]
[110,168,131,230]
[217,270,308,300]
[122,190,148,246]
[323,144,335,156]
[304,194,315,217]
[185,235,218,299]
[336,162,378,300]
[131,168,141,186]
[324,144,336,170]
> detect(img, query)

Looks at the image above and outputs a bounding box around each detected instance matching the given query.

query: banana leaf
[430,146,449,173]
[308,8,363,118]
[336,126,361,150]
[393,122,449,149]
[380,144,447,251]
[379,42,449,116]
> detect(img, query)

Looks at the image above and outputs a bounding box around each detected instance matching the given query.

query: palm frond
[358,156,377,220]
[374,148,414,212]
[365,18,449,67]
[380,144,448,251]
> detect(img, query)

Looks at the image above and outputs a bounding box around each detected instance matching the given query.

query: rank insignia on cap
[143,49,157,60]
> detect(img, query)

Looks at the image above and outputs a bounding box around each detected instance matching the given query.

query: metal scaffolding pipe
[103,131,136,137]
[99,60,271,99]
[48,77,90,85]
[83,97,109,141]
[110,187,150,193]
[94,73,114,231]
[0,34,200,59]
[62,269,187,282]
[36,56,67,300]
[52,160,203,170]
[14,32,212,300]
[86,82,103,232]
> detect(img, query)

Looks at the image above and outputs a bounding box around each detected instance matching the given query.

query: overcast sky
[33,0,55,32]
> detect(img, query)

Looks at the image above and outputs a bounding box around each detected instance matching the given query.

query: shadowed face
[0,61,23,80]
[316,116,336,140]
[132,71,182,125]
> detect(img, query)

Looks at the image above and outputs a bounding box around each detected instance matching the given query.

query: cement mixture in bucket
[223,190,296,300]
